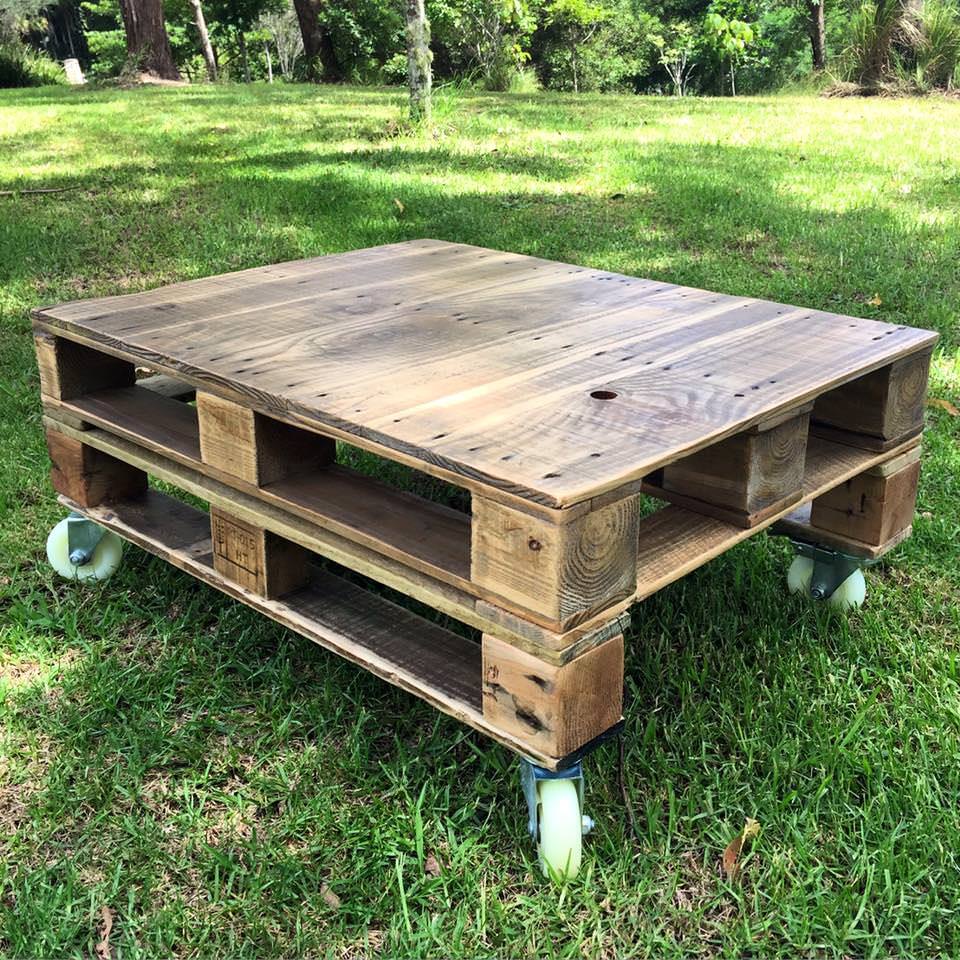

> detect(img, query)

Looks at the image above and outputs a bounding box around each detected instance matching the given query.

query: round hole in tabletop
[590,390,618,401]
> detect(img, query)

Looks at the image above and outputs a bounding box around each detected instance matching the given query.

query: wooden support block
[471,492,640,631]
[197,393,335,486]
[653,408,810,527]
[808,444,921,548]
[34,332,135,401]
[482,632,624,760]
[812,349,932,449]
[210,506,311,598]
[46,429,147,507]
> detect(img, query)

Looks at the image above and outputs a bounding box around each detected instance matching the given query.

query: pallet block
[470,492,640,631]
[812,350,931,450]
[482,632,624,759]
[650,406,811,527]
[808,444,921,548]
[46,429,146,507]
[210,506,311,599]
[197,392,335,486]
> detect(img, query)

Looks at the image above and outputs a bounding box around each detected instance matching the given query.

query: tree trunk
[292,0,343,81]
[405,0,432,121]
[264,41,273,82]
[117,0,180,80]
[808,0,826,71]
[188,0,217,81]
[238,29,251,82]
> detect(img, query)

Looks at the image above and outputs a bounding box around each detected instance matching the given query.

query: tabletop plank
[34,239,938,508]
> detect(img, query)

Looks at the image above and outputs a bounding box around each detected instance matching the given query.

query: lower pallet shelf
[60,488,581,770]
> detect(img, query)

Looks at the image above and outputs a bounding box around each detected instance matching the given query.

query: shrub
[0,38,65,87]
[914,0,960,88]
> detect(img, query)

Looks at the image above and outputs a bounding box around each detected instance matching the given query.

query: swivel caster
[46,513,123,581]
[520,759,592,880]
[787,542,867,611]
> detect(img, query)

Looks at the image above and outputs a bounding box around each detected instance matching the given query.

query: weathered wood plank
[32,240,938,508]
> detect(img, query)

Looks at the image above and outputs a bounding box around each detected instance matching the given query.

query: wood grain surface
[33,240,938,508]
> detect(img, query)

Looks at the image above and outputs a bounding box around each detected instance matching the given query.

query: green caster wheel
[46,515,123,581]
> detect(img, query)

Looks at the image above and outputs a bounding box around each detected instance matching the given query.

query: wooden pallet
[33,240,938,770]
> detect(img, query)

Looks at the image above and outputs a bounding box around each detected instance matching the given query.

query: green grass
[1,82,959,958]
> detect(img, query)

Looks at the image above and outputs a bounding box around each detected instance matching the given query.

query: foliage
[650,18,696,93]
[430,0,534,90]
[535,0,661,91]
[913,0,960,87]
[0,35,63,84]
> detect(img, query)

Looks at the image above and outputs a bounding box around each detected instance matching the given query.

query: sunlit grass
[0,83,958,958]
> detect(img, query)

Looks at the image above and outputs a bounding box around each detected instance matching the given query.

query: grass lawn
[1,82,959,958]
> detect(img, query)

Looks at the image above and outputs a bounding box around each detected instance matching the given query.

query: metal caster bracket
[65,512,107,567]
[791,540,874,601]
[520,758,593,843]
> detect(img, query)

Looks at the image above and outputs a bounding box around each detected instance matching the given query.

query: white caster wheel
[787,555,866,611]
[46,518,123,581]
[536,778,583,879]
[826,567,866,610]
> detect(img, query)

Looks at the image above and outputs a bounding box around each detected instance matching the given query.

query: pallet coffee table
[34,239,937,877]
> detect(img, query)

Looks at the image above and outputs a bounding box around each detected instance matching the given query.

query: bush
[836,0,960,92]
[0,39,65,87]
[914,0,960,88]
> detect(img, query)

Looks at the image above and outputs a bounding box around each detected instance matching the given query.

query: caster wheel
[787,556,866,611]
[46,518,123,581]
[536,778,582,879]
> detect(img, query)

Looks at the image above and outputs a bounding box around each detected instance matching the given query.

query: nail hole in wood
[591,390,618,400]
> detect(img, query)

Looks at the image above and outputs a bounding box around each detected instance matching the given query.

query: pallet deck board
[33,239,938,508]
[45,413,917,618]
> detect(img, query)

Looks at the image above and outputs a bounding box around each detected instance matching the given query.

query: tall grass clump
[0,39,64,88]
[837,0,960,92]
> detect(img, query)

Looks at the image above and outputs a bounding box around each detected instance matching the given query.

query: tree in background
[651,19,696,91]
[405,0,431,117]
[117,0,180,78]
[259,4,302,76]
[186,0,216,77]
[806,0,825,67]
[543,0,608,90]
[292,0,342,79]
[703,4,754,92]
